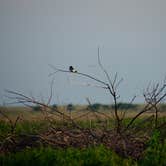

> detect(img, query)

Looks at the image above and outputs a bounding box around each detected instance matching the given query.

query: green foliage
[0,121,11,135]
[111,102,138,110]
[0,146,137,166]
[139,130,166,166]
[1,142,166,166]
[32,105,42,111]
[159,103,166,112]
[102,104,110,110]
[0,121,48,137]
[90,103,101,110]
[67,104,74,111]
[87,102,138,111]
[15,121,48,134]
[51,104,58,111]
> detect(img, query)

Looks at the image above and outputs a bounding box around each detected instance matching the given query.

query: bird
[69,66,77,73]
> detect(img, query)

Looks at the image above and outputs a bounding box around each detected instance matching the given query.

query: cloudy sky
[0,0,165,105]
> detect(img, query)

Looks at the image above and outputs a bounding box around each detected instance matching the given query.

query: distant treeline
[31,103,166,112]
[87,103,139,111]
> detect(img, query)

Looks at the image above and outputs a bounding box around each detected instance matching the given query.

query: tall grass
[139,130,166,166]
[0,145,137,166]
[1,139,166,166]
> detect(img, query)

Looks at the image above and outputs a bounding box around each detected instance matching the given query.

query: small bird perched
[69,66,77,73]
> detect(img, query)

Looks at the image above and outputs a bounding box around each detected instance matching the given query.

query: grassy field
[0,105,166,165]
[1,104,166,121]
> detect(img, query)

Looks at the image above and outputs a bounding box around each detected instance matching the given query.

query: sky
[0,0,166,105]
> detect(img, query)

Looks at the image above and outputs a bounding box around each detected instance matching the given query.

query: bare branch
[113,72,118,87]
[97,47,113,93]
[5,90,82,129]
[126,79,166,129]
[49,64,109,87]
[47,77,55,105]
[129,95,137,105]
[115,78,124,90]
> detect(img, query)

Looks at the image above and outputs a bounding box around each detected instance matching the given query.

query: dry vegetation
[1,105,166,122]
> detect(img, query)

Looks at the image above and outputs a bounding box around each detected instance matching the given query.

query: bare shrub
[1,50,166,159]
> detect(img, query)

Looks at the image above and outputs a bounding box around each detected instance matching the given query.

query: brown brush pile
[0,126,150,160]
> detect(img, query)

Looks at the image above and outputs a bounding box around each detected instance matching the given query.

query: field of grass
[1,104,166,122]
[0,105,166,165]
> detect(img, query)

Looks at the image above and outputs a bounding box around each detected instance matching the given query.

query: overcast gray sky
[0,0,165,105]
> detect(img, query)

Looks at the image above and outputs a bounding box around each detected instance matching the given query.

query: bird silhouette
[69,66,77,73]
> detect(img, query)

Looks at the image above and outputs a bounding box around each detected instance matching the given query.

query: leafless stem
[126,80,166,129]
[49,48,123,133]
[5,90,82,129]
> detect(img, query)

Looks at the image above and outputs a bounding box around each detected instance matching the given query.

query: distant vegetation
[159,103,166,112]
[112,102,138,110]
[28,103,166,113]
[87,102,138,111]
[32,105,42,111]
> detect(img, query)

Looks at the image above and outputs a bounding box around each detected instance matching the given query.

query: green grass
[0,129,166,166]
[0,145,137,166]
[0,120,50,137]
[138,130,166,166]
[0,140,166,166]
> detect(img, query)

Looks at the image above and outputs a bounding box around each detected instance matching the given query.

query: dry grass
[0,105,166,122]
